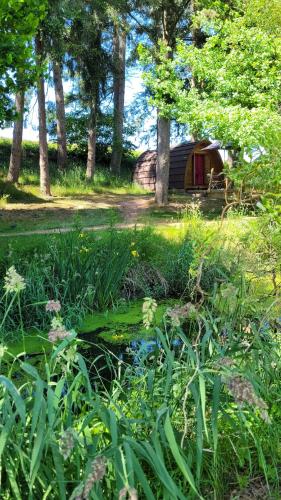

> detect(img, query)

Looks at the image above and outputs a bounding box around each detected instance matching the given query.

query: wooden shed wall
[169,143,195,190]
[133,141,223,191]
[133,151,157,190]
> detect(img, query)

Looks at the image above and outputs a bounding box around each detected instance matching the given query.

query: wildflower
[131,250,139,258]
[48,326,71,343]
[119,487,138,500]
[218,357,235,368]
[130,241,136,247]
[59,428,76,460]
[80,246,90,254]
[51,316,63,329]
[79,233,85,238]
[4,266,26,294]
[46,300,61,313]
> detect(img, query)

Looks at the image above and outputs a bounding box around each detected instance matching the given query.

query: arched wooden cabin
[133,140,224,191]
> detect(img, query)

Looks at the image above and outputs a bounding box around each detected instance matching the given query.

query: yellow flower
[80,246,90,253]
[131,250,139,258]
[79,232,85,238]
[130,241,136,247]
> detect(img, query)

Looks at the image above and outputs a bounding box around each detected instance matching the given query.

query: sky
[0,67,155,149]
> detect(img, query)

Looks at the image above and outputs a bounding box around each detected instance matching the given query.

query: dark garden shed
[133,140,224,191]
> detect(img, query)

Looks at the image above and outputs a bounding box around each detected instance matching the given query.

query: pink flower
[46,300,61,313]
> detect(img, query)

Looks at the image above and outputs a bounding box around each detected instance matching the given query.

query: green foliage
[0,229,191,337]
[0,137,137,168]
[46,105,137,162]
[0,297,281,498]
[1,215,275,341]
[139,0,281,191]
[1,205,281,496]
[0,0,46,122]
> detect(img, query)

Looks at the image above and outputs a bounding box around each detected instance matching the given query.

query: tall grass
[0,158,148,200]
[0,229,134,336]
[1,213,279,341]
[0,300,280,498]
[1,210,281,497]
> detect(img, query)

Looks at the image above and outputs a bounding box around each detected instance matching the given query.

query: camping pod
[133,140,224,191]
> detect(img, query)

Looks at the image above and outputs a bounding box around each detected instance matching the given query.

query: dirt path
[119,196,155,222]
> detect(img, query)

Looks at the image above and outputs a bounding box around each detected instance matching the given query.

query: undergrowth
[0,204,281,498]
[0,142,147,200]
[0,297,280,498]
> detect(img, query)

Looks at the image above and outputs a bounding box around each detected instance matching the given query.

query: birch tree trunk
[110,25,126,176]
[155,114,170,206]
[86,103,97,180]
[53,60,67,170]
[35,34,51,196]
[7,91,24,183]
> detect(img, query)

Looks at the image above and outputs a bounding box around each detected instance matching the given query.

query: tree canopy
[139,0,281,190]
[0,0,46,123]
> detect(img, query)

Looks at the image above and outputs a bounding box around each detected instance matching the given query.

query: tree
[53,60,67,170]
[131,0,192,205]
[42,0,69,170]
[110,21,127,176]
[35,32,51,196]
[68,2,110,181]
[7,90,25,183]
[0,0,46,124]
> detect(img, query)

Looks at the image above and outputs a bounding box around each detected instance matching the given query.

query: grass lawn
[0,151,233,236]
[0,197,122,234]
[0,185,230,236]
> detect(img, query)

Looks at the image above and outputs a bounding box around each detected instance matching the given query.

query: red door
[194,154,205,185]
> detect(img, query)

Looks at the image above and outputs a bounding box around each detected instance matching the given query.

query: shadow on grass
[0,206,121,233]
[0,180,46,204]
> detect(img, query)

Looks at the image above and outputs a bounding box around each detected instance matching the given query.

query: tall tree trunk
[155,8,171,207]
[7,91,24,183]
[155,114,170,206]
[53,60,67,170]
[35,34,51,196]
[86,102,97,180]
[110,24,126,176]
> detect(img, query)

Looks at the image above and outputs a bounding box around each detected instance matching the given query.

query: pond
[4,299,182,381]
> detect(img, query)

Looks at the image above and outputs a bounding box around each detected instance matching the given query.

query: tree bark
[53,60,67,170]
[110,24,126,176]
[154,7,172,207]
[7,91,24,183]
[86,103,97,180]
[35,34,51,196]
[155,114,170,206]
